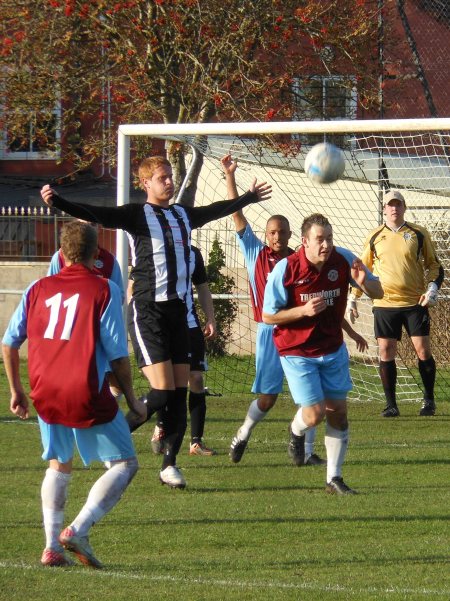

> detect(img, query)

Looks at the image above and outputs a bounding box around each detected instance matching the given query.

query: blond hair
[138,156,171,189]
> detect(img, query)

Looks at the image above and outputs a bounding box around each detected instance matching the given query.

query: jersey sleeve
[422,229,445,289]
[263,258,288,315]
[47,251,61,276]
[186,191,259,229]
[191,246,208,286]
[336,246,379,290]
[99,281,129,362]
[237,224,265,273]
[52,193,136,230]
[348,235,376,298]
[110,259,125,303]
[2,281,37,348]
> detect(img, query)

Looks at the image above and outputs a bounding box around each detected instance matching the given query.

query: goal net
[117,120,450,405]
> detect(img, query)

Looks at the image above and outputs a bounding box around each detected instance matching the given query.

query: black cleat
[288,426,305,466]
[304,453,327,466]
[419,399,436,416]
[381,405,400,418]
[326,477,358,495]
[230,436,248,463]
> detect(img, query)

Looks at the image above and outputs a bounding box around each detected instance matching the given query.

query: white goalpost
[116,119,450,405]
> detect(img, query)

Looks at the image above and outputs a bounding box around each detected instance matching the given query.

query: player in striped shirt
[40,156,271,488]
[150,245,218,457]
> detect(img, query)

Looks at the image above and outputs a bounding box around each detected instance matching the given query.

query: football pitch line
[0,561,449,598]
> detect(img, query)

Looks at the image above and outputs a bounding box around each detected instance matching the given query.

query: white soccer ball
[304,142,345,184]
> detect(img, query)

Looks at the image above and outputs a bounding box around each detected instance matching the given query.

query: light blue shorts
[280,343,352,407]
[38,410,136,466]
[252,322,284,395]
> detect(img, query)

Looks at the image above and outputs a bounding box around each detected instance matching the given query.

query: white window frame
[0,102,62,160]
[291,75,357,146]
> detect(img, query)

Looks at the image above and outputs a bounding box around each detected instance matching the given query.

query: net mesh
[132,129,450,405]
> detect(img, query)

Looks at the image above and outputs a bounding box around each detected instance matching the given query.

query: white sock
[70,458,138,537]
[41,468,71,550]
[238,399,268,440]
[305,427,317,458]
[291,407,309,437]
[325,424,349,482]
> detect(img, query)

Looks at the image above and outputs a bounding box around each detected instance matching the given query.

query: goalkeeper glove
[346,294,359,324]
[419,282,438,307]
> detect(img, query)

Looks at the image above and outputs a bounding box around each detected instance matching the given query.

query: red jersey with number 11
[25,265,118,427]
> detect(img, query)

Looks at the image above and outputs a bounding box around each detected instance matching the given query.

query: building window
[292,75,357,148]
[1,104,61,160]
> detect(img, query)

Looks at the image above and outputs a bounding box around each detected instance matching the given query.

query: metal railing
[0,206,117,262]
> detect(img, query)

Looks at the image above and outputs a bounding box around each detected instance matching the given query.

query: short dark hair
[301,213,331,237]
[266,215,290,229]
[60,220,98,264]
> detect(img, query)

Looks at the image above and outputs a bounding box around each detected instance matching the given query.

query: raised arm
[187,182,271,230]
[221,154,248,232]
[40,184,131,229]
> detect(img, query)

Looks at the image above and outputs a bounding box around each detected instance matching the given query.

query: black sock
[379,360,397,407]
[129,389,173,433]
[189,391,206,443]
[155,409,164,429]
[418,357,436,401]
[161,387,187,469]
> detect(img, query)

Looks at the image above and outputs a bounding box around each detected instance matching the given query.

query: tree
[1,0,395,197]
[201,238,238,357]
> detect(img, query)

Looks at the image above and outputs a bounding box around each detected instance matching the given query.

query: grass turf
[0,364,449,601]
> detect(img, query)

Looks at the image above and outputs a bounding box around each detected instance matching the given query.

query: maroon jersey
[58,247,115,279]
[271,247,351,358]
[252,247,294,322]
[237,225,294,323]
[26,264,119,427]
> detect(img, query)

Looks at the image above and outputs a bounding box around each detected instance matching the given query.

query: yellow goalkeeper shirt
[353,222,444,308]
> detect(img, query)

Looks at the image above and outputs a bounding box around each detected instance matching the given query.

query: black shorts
[373,305,430,341]
[189,326,207,372]
[128,298,190,367]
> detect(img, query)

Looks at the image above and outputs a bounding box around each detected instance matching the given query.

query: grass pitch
[0,364,449,601]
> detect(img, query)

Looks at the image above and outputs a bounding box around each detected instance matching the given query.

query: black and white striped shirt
[52,191,259,303]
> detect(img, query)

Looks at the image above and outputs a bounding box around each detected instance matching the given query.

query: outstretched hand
[40,184,55,207]
[250,177,272,203]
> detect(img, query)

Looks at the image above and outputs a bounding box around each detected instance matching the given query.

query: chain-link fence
[385,1,450,119]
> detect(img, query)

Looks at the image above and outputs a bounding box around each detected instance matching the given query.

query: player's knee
[303,404,325,427]
[326,413,348,431]
[189,372,204,391]
[258,394,277,411]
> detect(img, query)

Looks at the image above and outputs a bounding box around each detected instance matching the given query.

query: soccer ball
[304,142,345,184]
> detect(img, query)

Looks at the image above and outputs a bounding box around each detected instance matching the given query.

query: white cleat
[159,465,186,489]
